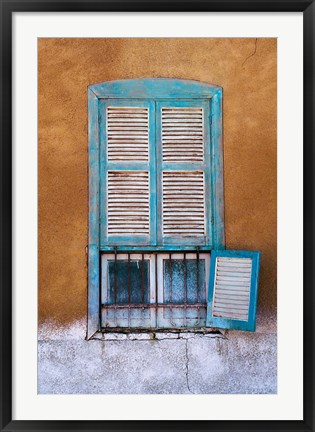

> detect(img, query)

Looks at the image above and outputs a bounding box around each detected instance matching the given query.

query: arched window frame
[87,79,225,338]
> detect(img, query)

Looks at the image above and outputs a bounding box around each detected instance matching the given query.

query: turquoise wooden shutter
[99,99,156,247]
[156,100,212,247]
[206,250,260,331]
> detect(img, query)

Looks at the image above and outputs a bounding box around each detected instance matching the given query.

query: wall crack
[185,339,194,394]
[242,38,258,67]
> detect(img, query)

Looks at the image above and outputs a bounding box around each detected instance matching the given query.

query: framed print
[1,1,314,431]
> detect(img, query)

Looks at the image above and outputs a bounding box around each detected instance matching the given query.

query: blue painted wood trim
[206,250,260,331]
[149,101,158,246]
[162,162,204,171]
[211,90,225,249]
[99,99,107,246]
[105,162,149,170]
[102,235,150,246]
[100,245,212,252]
[89,78,221,100]
[203,100,212,248]
[87,88,100,339]
[155,100,162,246]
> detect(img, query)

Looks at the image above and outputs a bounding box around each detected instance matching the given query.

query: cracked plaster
[38,315,276,394]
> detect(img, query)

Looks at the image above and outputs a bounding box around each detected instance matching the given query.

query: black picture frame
[1,1,313,431]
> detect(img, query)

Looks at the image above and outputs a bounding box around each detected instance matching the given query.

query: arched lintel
[89,78,222,99]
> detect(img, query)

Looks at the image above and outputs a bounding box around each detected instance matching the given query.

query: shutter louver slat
[162,171,205,238]
[162,107,204,162]
[212,257,252,321]
[107,107,149,161]
[107,171,150,236]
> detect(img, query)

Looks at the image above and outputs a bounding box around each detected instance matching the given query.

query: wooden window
[99,99,213,249]
[88,79,225,337]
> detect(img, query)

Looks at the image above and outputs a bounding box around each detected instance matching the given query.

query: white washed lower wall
[38,311,276,394]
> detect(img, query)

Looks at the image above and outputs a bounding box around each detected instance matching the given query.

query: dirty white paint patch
[38,309,276,341]
[38,318,87,341]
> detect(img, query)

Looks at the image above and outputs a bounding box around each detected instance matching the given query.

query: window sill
[88,328,226,341]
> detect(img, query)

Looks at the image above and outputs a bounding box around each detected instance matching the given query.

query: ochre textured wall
[38,38,277,324]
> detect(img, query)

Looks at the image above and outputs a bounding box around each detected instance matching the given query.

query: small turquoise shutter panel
[156,100,212,247]
[99,99,156,248]
[206,250,260,331]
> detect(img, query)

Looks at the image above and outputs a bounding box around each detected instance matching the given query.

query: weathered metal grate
[101,250,209,329]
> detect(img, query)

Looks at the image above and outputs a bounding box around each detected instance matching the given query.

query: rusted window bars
[101,248,207,330]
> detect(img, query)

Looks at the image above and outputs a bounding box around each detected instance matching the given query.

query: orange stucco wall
[38,38,277,324]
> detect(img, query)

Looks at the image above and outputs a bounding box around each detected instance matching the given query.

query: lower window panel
[101,252,210,329]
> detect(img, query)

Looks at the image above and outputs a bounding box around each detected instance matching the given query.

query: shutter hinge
[211,216,214,225]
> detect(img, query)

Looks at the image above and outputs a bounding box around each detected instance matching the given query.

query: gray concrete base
[38,316,277,394]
